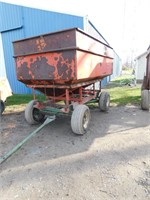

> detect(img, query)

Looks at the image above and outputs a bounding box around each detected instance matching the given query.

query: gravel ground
[0,105,150,200]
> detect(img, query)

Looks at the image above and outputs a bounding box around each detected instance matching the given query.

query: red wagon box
[13,28,114,135]
[13,28,113,87]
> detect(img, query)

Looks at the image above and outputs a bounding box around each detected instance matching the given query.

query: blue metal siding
[0,33,6,77]
[0,3,23,32]
[111,51,122,80]
[0,2,84,94]
[1,29,32,94]
[23,7,84,38]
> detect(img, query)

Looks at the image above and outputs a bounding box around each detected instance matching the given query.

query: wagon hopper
[13,28,113,134]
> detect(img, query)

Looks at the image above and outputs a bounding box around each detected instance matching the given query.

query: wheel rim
[33,108,44,122]
[82,110,90,131]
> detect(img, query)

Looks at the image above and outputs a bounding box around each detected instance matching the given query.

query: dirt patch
[0,105,150,200]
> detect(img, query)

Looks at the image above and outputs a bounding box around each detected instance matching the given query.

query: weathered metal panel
[13,29,77,56]
[15,50,76,84]
[13,28,113,57]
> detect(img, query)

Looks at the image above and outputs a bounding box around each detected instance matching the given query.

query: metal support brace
[0,116,55,164]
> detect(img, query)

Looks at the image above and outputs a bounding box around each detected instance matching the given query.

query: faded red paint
[76,51,113,80]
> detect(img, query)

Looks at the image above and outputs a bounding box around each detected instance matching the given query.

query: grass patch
[6,94,45,106]
[106,85,141,106]
[5,94,45,112]
[6,94,33,106]
[105,74,141,106]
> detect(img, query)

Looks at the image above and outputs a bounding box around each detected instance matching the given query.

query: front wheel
[71,105,91,135]
[25,100,45,125]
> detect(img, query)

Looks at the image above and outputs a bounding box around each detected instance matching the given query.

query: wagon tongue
[0,116,55,164]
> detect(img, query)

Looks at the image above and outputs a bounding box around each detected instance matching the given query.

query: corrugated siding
[136,55,146,80]
[0,2,84,94]
[23,7,84,38]
[1,29,32,94]
[0,3,29,93]
[0,3,23,32]
[111,51,122,80]
[0,33,6,77]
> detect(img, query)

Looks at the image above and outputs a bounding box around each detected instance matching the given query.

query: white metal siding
[136,54,147,80]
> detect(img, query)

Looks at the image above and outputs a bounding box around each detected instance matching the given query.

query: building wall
[111,51,122,80]
[0,33,6,77]
[0,2,84,94]
[85,19,109,45]
[135,53,147,81]
[0,2,121,94]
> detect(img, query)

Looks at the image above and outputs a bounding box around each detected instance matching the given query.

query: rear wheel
[71,105,91,135]
[99,91,110,111]
[0,100,5,115]
[25,100,45,125]
[141,90,150,110]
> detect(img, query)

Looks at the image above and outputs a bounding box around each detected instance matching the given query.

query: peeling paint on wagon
[15,51,76,83]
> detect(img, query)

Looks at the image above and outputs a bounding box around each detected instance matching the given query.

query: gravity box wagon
[13,28,113,134]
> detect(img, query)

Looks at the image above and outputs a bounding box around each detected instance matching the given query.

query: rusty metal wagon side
[13,28,113,134]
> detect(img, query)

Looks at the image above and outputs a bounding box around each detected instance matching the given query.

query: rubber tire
[25,100,45,125]
[99,92,110,112]
[71,105,91,135]
[141,90,150,110]
[0,100,5,115]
